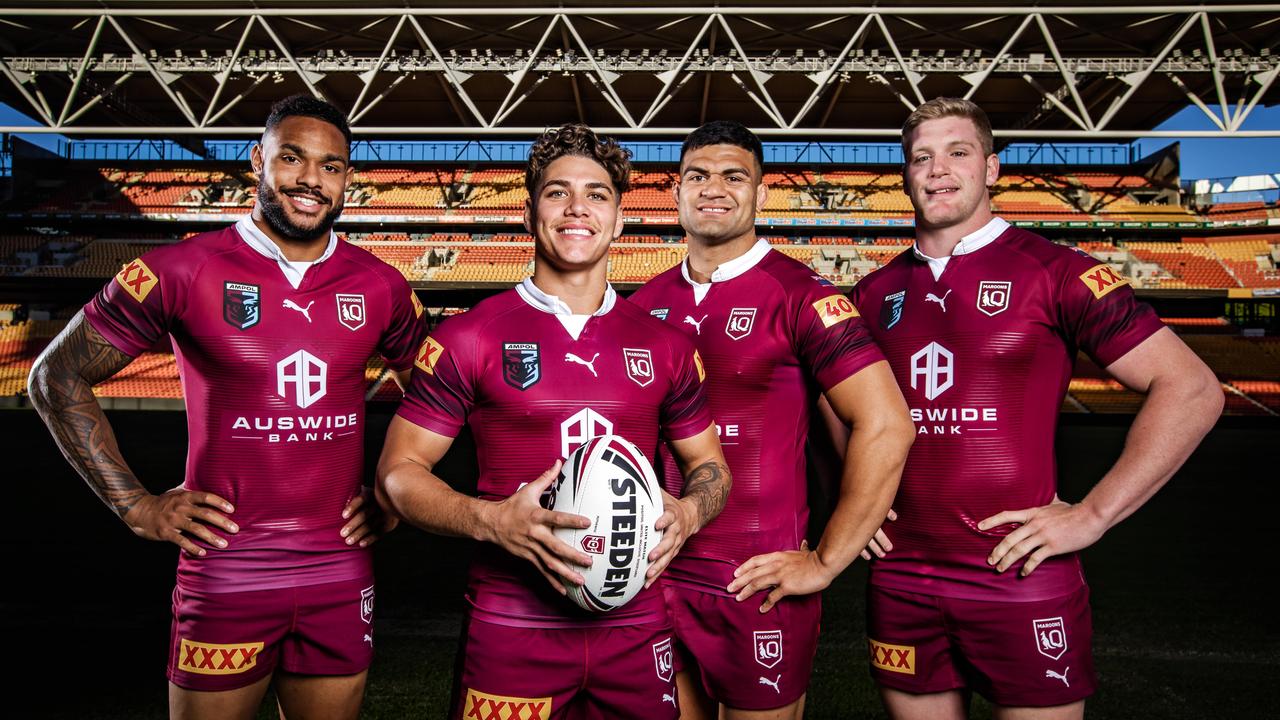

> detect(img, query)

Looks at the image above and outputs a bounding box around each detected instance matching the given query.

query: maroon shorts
[664,584,821,710]
[452,614,678,720]
[167,577,375,691]
[866,584,1096,707]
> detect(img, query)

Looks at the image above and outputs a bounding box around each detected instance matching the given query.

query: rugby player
[847,97,1223,719]
[27,96,426,719]
[628,121,915,720]
[375,123,731,720]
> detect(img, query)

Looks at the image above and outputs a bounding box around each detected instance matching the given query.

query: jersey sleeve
[793,278,885,391]
[378,275,428,371]
[82,252,176,357]
[659,335,713,442]
[1056,251,1165,367]
[395,316,477,438]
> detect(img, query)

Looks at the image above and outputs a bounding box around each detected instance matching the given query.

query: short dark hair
[264,94,353,147]
[525,123,632,199]
[680,120,764,172]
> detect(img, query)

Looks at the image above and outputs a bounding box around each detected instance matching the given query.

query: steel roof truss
[1033,13,1093,131]
[57,15,106,126]
[561,15,637,128]
[640,14,714,127]
[1095,12,1199,131]
[962,14,1035,100]
[200,16,253,127]
[254,15,326,102]
[715,14,785,127]
[792,15,874,128]
[106,15,197,126]
[408,16,485,127]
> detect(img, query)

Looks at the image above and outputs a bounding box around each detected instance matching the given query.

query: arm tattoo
[681,460,731,529]
[28,312,146,518]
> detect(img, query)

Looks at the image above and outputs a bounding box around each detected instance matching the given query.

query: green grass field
[6,411,1276,718]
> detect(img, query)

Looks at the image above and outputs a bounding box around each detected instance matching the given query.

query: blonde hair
[901,97,994,157]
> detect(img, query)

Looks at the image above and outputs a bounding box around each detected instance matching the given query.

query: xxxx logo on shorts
[464,688,552,720]
[178,638,265,675]
[868,638,916,675]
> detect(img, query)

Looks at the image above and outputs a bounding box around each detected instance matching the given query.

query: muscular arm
[376,416,592,592]
[28,311,147,517]
[982,327,1223,574]
[809,361,913,577]
[668,424,732,531]
[729,362,914,610]
[27,311,237,555]
[645,424,730,585]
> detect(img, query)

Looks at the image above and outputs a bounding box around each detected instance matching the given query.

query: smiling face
[902,114,999,240]
[524,154,624,275]
[251,115,353,245]
[675,143,767,248]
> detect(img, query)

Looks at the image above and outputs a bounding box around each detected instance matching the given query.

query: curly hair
[901,97,994,157]
[264,94,353,147]
[525,123,632,200]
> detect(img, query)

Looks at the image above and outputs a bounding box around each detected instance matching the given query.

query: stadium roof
[2,2,1278,139]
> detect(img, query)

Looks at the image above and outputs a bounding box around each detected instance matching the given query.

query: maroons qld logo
[224,282,260,330]
[336,293,366,331]
[503,342,541,390]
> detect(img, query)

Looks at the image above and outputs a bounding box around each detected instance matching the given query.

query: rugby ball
[552,434,664,612]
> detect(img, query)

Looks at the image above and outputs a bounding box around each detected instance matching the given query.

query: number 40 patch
[812,294,859,328]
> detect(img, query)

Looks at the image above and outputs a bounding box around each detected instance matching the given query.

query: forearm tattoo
[28,313,145,518]
[682,460,731,529]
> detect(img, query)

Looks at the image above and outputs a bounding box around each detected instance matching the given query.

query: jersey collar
[911,217,1010,281]
[516,277,617,317]
[235,216,338,289]
[681,237,771,304]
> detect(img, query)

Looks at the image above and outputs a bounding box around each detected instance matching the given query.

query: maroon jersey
[397,279,712,628]
[849,221,1164,601]
[84,221,425,593]
[629,241,884,594]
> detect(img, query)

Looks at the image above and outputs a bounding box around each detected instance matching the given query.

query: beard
[256,182,344,242]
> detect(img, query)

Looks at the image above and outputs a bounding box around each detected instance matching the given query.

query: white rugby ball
[552,434,664,612]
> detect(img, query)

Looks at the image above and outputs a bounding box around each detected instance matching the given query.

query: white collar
[516,277,616,317]
[681,237,772,286]
[235,216,338,289]
[911,217,1009,282]
[912,216,1009,262]
[681,238,772,304]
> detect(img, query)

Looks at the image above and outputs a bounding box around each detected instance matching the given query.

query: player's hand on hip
[728,540,834,613]
[487,460,592,595]
[979,497,1107,576]
[645,489,697,588]
[861,508,897,561]
[122,486,237,557]
[340,486,395,547]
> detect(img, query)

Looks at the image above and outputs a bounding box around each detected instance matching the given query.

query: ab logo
[277,350,327,409]
[909,342,954,401]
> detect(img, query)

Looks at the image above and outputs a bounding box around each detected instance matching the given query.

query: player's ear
[755,181,768,212]
[523,198,534,235]
[611,204,624,241]
[985,153,1000,187]
[250,142,264,175]
[344,162,355,191]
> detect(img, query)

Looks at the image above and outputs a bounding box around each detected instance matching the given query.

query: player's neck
[530,265,608,314]
[250,213,329,262]
[915,209,995,259]
[686,232,758,283]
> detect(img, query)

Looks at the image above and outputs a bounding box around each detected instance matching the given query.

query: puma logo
[662,693,676,707]
[924,289,951,312]
[564,352,599,377]
[362,634,373,646]
[758,675,781,694]
[283,298,314,322]
[683,314,707,334]
[1045,667,1069,687]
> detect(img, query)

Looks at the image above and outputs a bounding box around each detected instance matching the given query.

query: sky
[3,101,1278,182]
